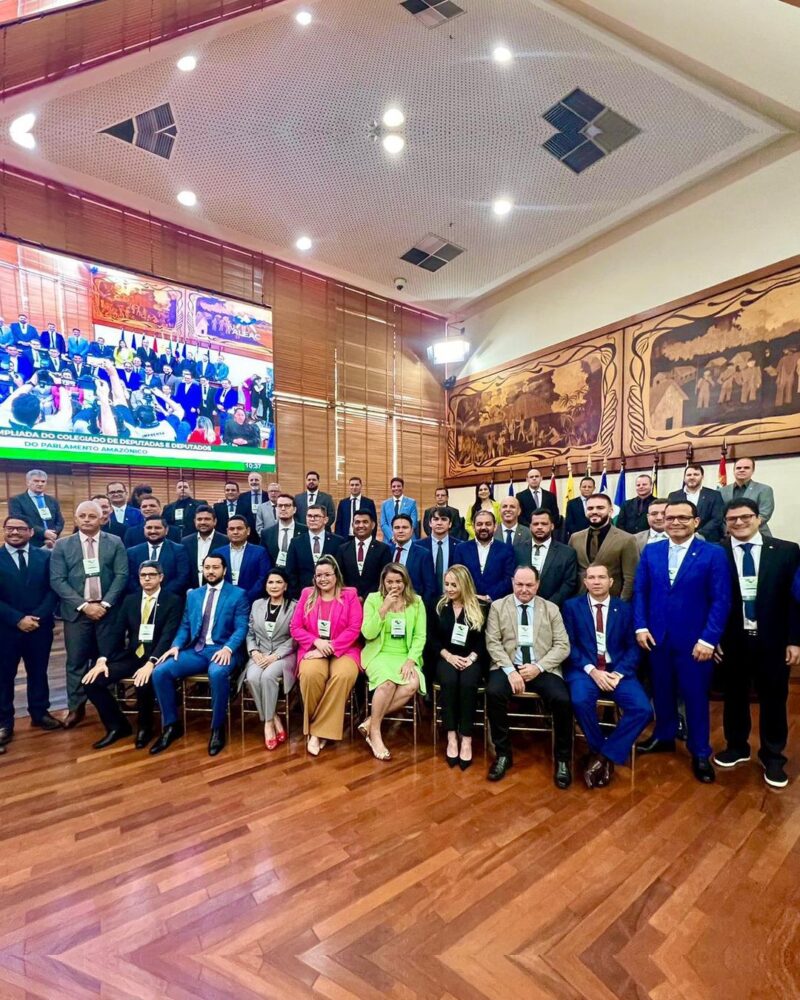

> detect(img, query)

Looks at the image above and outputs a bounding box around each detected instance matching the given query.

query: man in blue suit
[415,508,460,596]
[333,476,377,538]
[633,499,732,783]
[173,371,201,429]
[380,477,418,542]
[150,552,249,757]
[106,482,144,530]
[9,313,38,346]
[452,510,515,602]
[387,514,436,604]
[217,515,271,605]
[562,564,652,788]
[127,517,191,597]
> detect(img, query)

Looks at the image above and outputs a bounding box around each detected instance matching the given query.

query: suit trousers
[0,625,54,728]
[83,653,155,732]
[567,672,653,765]
[63,612,120,711]
[650,638,714,758]
[152,645,236,730]
[436,657,482,736]
[298,655,358,740]
[487,668,573,761]
[722,632,789,766]
[244,655,295,721]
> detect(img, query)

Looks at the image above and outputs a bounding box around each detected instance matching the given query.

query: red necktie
[394,546,402,563]
[594,603,606,670]
[357,541,365,562]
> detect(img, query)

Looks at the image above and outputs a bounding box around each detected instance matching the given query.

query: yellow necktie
[136,595,154,658]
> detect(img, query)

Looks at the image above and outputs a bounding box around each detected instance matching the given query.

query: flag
[119,330,127,346]
[599,462,608,495]
[562,460,574,515]
[549,467,557,495]
[131,333,137,350]
[718,443,727,489]
[508,472,514,497]
[652,455,659,498]
[586,455,593,478]
[152,336,159,354]
[613,460,626,519]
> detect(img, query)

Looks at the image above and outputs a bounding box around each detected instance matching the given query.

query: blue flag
[599,467,608,494]
[613,465,626,517]
[131,333,137,350]
[508,476,514,497]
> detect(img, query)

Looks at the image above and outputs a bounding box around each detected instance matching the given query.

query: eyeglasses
[664,515,694,524]
[725,514,756,524]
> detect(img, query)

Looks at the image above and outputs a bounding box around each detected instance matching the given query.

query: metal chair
[364,685,420,746]
[574,698,636,782]
[181,674,234,733]
[113,679,159,721]
[239,676,297,740]
[430,682,488,743]
[490,690,556,760]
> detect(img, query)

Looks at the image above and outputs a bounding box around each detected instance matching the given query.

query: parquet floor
[2,688,799,1000]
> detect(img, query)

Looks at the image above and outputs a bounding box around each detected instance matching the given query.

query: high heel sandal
[365,735,391,761]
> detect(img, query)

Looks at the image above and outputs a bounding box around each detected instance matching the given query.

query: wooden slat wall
[0,166,447,530]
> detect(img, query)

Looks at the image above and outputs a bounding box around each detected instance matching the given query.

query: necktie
[17,549,27,575]
[435,540,444,593]
[312,536,321,558]
[394,546,402,563]
[741,542,757,620]
[272,504,277,520]
[533,544,543,567]
[280,528,290,553]
[533,491,540,508]
[357,540,365,565]
[588,529,600,561]
[594,603,607,670]
[505,529,512,545]
[351,498,357,533]
[520,604,531,664]
[308,493,316,507]
[228,502,235,515]
[150,546,158,561]
[194,588,217,651]
[84,536,102,601]
[668,545,680,576]
[393,500,400,519]
[136,594,154,658]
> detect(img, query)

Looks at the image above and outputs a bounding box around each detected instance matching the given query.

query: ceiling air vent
[400,234,465,272]
[100,103,178,160]
[542,88,640,174]
[400,0,465,29]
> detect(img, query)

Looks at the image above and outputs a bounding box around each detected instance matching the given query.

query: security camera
[394,276,407,292]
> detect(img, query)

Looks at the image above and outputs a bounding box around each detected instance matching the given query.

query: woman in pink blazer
[290,555,363,756]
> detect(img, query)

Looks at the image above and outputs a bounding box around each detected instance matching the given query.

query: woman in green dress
[360,563,427,760]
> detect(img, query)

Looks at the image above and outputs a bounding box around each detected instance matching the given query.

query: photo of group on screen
[0,314,274,449]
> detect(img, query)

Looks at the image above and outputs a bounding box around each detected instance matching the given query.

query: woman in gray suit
[244,568,297,750]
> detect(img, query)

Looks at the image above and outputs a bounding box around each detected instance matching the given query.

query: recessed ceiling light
[295,9,312,25]
[493,46,513,64]
[382,133,405,154]
[177,190,197,207]
[295,236,313,251]
[176,55,197,72]
[382,108,405,129]
[9,113,36,150]
[492,198,513,217]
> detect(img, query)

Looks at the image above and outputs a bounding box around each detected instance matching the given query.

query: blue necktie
[741,542,757,621]
[668,544,681,582]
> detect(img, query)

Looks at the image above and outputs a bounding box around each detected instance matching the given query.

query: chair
[181,674,234,733]
[493,690,557,759]
[574,698,636,782]
[430,682,488,743]
[364,685,420,745]
[240,676,297,740]
[113,679,159,722]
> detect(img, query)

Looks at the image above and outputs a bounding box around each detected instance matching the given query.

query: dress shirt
[277,521,297,548]
[394,543,410,566]
[430,535,449,570]
[141,587,161,615]
[307,492,318,507]
[732,482,750,497]
[476,540,493,571]
[508,596,536,672]
[200,583,223,645]
[229,542,247,584]
[530,536,551,570]
[529,488,542,508]
[356,534,372,565]
[148,542,163,562]
[583,595,612,674]
[111,505,127,524]
[731,534,763,630]
[308,532,325,559]
[5,542,29,567]
[668,538,693,576]
[501,523,519,545]
[348,495,362,533]
[647,530,666,544]
[196,533,214,582]
[78,531,108,609]
[684,489,701,504]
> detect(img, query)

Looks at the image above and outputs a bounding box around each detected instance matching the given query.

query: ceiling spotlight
[492,198,513,217]
[176,55,197,72]
[177,190,197,207]
[295,9,312,25]
[382,108,405,129]
[9,113,36,150]
[382,133,405,154]
[295,236,313,251]
[492,45,513,64]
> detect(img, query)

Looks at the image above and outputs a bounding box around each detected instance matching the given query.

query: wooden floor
[2,688,799,1000]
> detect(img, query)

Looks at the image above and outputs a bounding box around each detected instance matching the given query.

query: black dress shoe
[554,760,572,789]
[0,726,13,745]
[488,755,512,781]
[583,754,605,789]
[64,704,86,729]
[149,723,184,755]
[208,727,225,756]
[32,712,64,731]
[599,758,615,787]
[135,729,153,750]
[446,752,459,768]
[459,756,473,771]
[692,756,715,783]
[0,743,5,754]
[92,724,132,750]
[636,736,676,754]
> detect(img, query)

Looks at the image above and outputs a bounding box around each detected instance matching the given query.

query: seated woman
[432,566,488,770]
[187,415,221,446]
[290,555,362,756]
[464,481,502,539]
[243,569,297,750]
[360,563,426,761]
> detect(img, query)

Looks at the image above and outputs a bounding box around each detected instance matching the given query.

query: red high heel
[275,728,287,745]
[265,736,279,751]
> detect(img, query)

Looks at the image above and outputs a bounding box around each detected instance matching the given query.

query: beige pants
[298,656,359,740]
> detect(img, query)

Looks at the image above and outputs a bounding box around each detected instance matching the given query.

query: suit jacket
[50,531,129,621]
[633,536,732,650]
[213,500,241,534]
[293,490,336,525]
[569,524,639,601]
[516,487,560,527]
[423,504,465,539]
[485,594,570,677]
[333,495,378,537]
[163,497,207,536]
[495,523,532,547]
[235,492,268,541]
[260,523,308,564]
[667,487,724,543]
[245,598,297,683]
[126,539,191,596]
[387,541,437,605]
[107,590,182,663]
[172,582,249,655]
[41,329,66,354]
[338,537,392,600]
[215,386,239,413]
[110,504,144,529]
[562,596,640,678]
[181,531,229,585]
[718,480,775,536]
[290,585,363,667]
[361,592,427,672]
[616,495,654,535]
[429,600,488,667]
[380,496,419,542]
[218,543,271,604]
[415,535,462,590]
[452,539,515,602]
[285,531,343,598]
[0,546,57,629]
[8,491,65,545]
[10,321,38,343]
[634,529,667,554]
[124,523,183,548]
[513,538,578,608]
[255,500,281,534]
[173,382,201,419]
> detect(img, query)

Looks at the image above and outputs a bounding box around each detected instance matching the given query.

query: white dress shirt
[508,596,535,671]
[200,583,223,645]
[355,534,372,567]
[5,542,29,567]
[476,540,493,571]
[229,542,247,584]
[731,533,763,629]
[584,594,612,674]
[530,536,551,571]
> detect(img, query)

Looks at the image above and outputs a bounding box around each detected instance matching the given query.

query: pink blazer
[290,586,364,670]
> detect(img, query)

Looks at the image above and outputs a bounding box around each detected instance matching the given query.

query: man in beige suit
[569,494,639,600]
[485,565,573,789]
[634,499,668,554]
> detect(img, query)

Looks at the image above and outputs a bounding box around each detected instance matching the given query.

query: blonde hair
[379,562,417,609]
[436,565,485,631]
[304,555,344,613]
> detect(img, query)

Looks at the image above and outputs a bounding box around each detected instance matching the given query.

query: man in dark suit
[8,468,65,548]
[260,494,307,566]
[416,508,461,596]
[339,511,392,601]
[668,463,724,543]
[81,561,182,749]
[514,509,578,607]
[235,472,267,540]
[41,322,66,355]
[163,480,208,537]
[452,510,515,602]
[173,371,201,428]
[563,476,595,541]
[213,481,241,534]
[181,505,228,587]
[116,361,141,392]
[140,362,162,390]
[9,313,37,345]
[516,467,560,528]
[50,500,130,728]
[0,515,62,748]
[333,476,377,538]
[0,345,33,387]
[569,494,640,601]
[218,515,271,605]
[714,498,800,789]
[422,487,465,540]
[127,517,191,597]
[86,495,127,541]
[617,474,655,535]
[106,482,144,531]
[197,377,217,420]
[294,470,336,524]
[387,514,437,604]
[285,505,343,598]
[124,496,182,546]
[562,565,652,788]
[494,496,532,548]
[633,499,732,783]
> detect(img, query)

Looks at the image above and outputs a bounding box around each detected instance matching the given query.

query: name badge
[38,506,52,521]
[138,623,155,642]
[231,570,239,585]
[518,623,533,646]
[264,620,276,637]
[451,622,469,646]
[251,503,258,513]
[318,619,331,639]
[83,557,100,576]
[740,576,758,600]
[595,630,607,655]
[390,617,406,638]
[312,552,321,564]
[174,508,184,521]
[276,551,287,567]
[668,567,678,585]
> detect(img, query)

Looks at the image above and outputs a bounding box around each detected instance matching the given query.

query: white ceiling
[0,0,793,316]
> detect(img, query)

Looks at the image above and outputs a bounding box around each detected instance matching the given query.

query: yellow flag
[563,459,575,514]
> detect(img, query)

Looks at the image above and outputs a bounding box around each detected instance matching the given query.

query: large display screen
[0,239,274,472]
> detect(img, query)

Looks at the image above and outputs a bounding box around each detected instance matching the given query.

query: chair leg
[182,680,187,731]
[412,694,418,747]
[431,685,438,743]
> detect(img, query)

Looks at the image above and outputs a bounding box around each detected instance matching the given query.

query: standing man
[41,322,66,355]
[634,499,668,553]
[255,481,284,535]
[380,477,419,542]
[563,476,595,541]
[218,515,271,605]
[569,494,639,600]
[236,472,267,541]
[213,481,241,534]
[452,511,515,602]
[181,505,227,586]
[422,487,464,539]
[67,327,89,357]
[514,509,578,608]
[719,457,775,537]
[494,496,532,547]
[668,463,724,543]
[617,474,655,535]
[197,377,217,421]
[714,498,800,788]
[163,480,207,537]
[10,313,38,346]
[126,516,191,597]
[124,496,183,546]
[333,476,377,538]
[260,494,306,566]
[485,565,573,788]
[633,499,732,783]
[8,468,64,549]
[285,505,343,597]
[0,515,62,748]
[416,509,461,596]
[516,468,560,528]
[173,370,201,429]
[106,482,144,530]
[50,500,129,728]
[339,511,392,601]
[293,470,336,524]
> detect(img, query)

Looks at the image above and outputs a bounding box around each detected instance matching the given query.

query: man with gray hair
[255,481,283,534]
[9,469,65,549]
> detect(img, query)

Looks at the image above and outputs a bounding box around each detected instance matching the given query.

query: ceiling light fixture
[382,108,405,129]
[492,198,513,217]
[9,113,36,150]
[295,10,312,25]
[176,55,197,72]
[492,45,513,64]
[382,133,405,154]
[177,190,197,207]
[295,236,313,251]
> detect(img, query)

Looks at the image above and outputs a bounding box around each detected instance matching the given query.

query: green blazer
[361,592,427,670]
